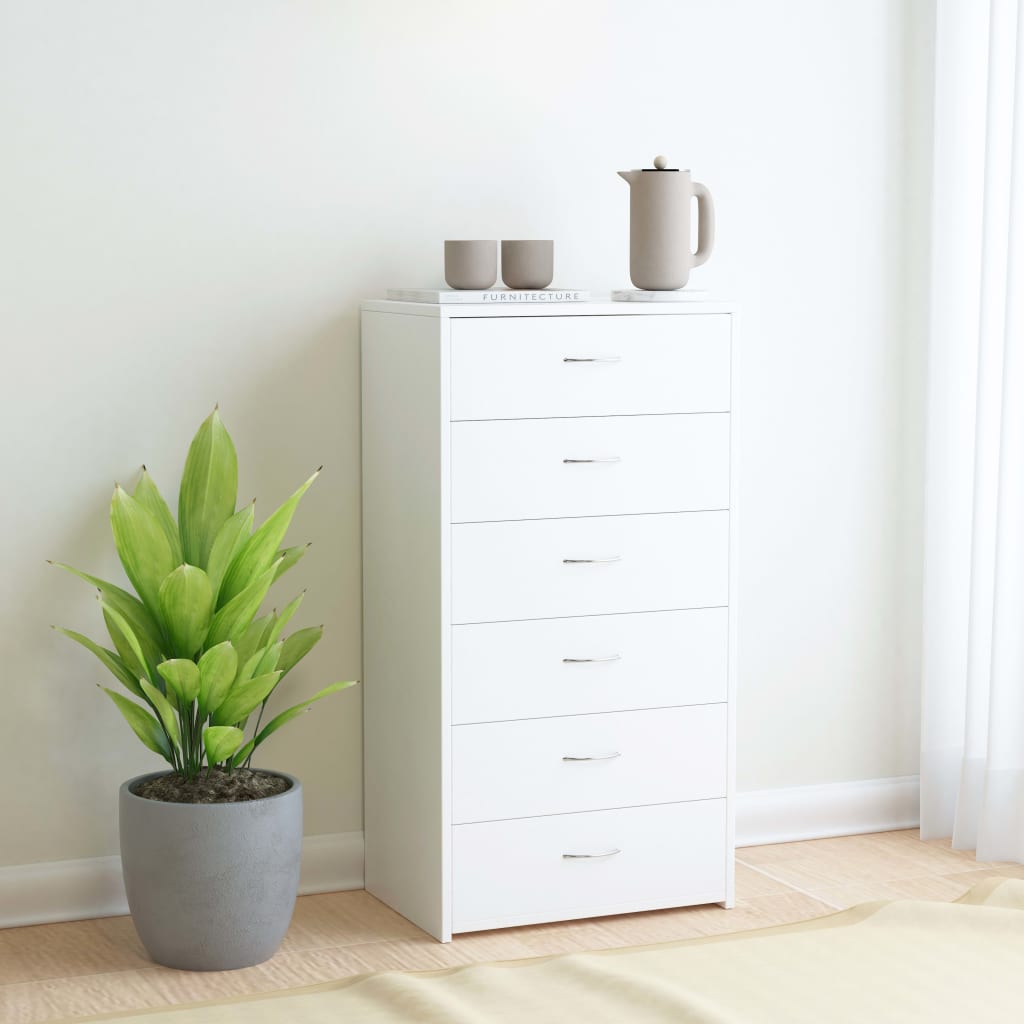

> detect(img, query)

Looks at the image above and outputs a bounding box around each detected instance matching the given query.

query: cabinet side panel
[725,311,738,907]
[362,310,449,940]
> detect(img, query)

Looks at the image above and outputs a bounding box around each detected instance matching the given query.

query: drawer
[452,704,726,823]
[451,314,730,420]
[453,799,728,932]
[451,414,729,522]
[451,510,728,623]
[452,608,728,724]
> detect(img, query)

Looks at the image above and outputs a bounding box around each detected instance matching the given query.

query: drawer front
[453,800,728,932]
[452,704,726,823]
[451,511,728,624]
[451,414,729,522]
[451,314,730,420]
[452,608,728,724]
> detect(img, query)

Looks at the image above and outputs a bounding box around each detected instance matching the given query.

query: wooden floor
[3,829,1023,1023]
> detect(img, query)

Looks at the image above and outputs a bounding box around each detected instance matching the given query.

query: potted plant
[53,409,354,971]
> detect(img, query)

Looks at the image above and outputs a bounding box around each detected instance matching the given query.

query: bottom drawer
[452,799,728,933]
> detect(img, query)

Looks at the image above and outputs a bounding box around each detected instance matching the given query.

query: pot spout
[617,170,641,185]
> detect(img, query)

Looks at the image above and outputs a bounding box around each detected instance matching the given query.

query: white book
[611,289,710,302]
[387,288,590,304]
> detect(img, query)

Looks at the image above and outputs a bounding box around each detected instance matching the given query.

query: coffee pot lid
[641,154,681,172]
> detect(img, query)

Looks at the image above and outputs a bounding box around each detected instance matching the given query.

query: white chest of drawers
[361,299,737,941]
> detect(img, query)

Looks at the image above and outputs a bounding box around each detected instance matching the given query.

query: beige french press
[618,155,715,290]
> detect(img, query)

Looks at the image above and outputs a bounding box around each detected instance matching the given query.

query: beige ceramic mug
[444,240,497,290]
[501,240,553,290]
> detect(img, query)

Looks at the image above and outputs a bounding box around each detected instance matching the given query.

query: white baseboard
[298,831,365,895]
[0,779,921,928]
[0,831,365,929]
[736,775,921,847]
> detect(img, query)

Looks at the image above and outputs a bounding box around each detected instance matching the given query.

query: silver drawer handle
[563,356,622,363]
[562,556,622,565]
[562,654,622,664]
[563,457,622,464]
[562,752,622,762]
[563,849,621,859]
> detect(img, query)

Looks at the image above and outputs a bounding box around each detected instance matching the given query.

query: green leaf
[157,659,201,705]
[158,564,213,657]
[52,563,167,663]
[140,678,182,753]
[102,689,172,763]
[234,646,265,688]
[278,625,323,676]
[212,671,282,726]
[231,639,284,733]
[102,610,147,684]
[110,485,176,618]
[54,626,144,697]
[133,469,183,566]
[207,503,254,606]
[197,641,237,717]
[203,725,244,766]
[178,408,238,569]
[273,543,310,582]
[231,681,355,767]
[255,640,282,676]
[233,613,274,670]
[219,470,319,604]
[266,592,304,647]
[205,558,282,649]
[102,601,155,686]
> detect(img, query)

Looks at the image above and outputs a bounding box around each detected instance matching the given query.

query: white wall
[0,0,932,871]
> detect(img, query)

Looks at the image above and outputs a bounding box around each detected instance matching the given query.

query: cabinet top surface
[361,298,737,318]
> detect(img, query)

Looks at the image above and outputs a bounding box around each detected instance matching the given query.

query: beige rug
[64,879,1024,1023]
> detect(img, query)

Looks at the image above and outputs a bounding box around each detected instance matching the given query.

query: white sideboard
[361,299,737,942]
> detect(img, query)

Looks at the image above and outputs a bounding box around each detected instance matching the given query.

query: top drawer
[451,314,731,420]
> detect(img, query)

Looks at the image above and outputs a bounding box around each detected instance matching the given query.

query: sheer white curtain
[921,0,1024,861]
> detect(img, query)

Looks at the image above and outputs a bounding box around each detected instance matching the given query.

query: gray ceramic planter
[119,771,302,971]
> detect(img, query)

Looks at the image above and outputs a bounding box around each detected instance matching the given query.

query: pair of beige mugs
[445,239,553,291]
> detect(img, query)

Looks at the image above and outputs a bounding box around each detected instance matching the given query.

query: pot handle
[692,181,715,267]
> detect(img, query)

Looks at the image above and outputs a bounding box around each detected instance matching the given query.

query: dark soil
[134,769,291,804]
